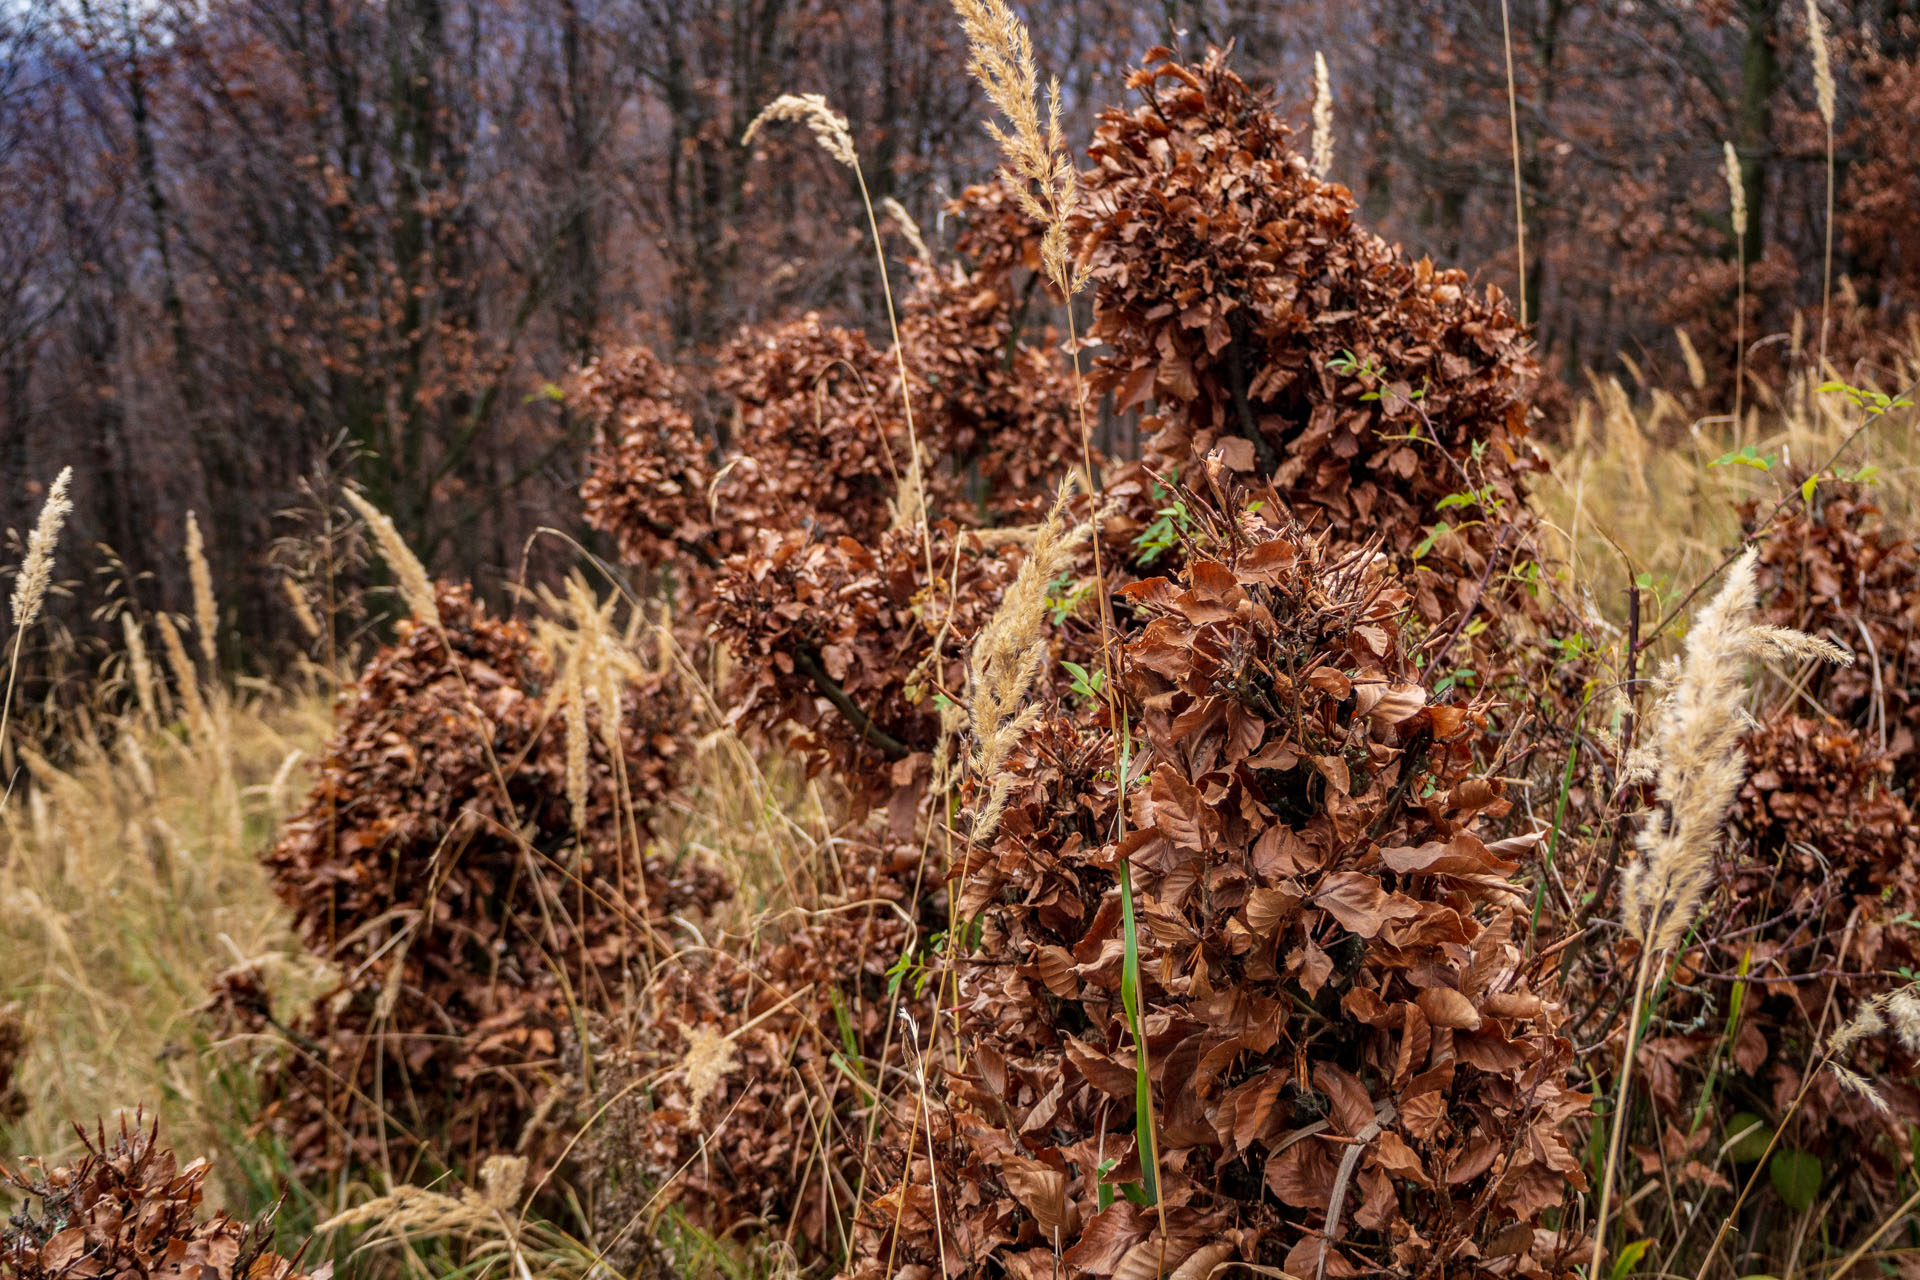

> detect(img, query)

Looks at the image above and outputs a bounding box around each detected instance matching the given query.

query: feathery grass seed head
[1620,549,1848,951]
[743,93,858,170]
[965,477,1092,843]
[1805,0,1835,126]
[1311,53,1334,180]
[343,489,440,629]
[121,611,159,725]
[1723,142,1747,240]
[10,467,73,631]
[950,0,1086,293]
[155,612,211,742]
[184,511,218,666]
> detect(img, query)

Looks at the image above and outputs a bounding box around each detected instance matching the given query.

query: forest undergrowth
[4,17,1920,1280]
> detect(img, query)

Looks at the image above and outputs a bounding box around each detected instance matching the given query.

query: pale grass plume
[950,0,1086,293]
[1676,328,1706,391]
[1620,549,1850,952]
[965,477,1091,843]
[117,732,156,801]
[743,93,857,170]
[121,611,160,725]
[564,645,590,836]
[10,467,73,631]
[1723,142,1747,239]
[882,196,930,260]
[1822,983,1920,1112]
[281,574,322,641]
[184,510,218,666]
[1311,52,1334,180]
[680,1021,740,1124]
[1805,0,1835,126]
[155,611,212,742]
[342,488,440,629]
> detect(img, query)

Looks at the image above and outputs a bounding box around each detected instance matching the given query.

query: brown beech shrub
[0,1005,26,1131]
[851,481,1587,1280]
[1077,49,1545,611]
[1721,715,1920,1142]
[0,1119,322,1280]
[240,583,725,1180]
[1747,485,1920,785]
[588,838,944,1257]
[575,345,718,586]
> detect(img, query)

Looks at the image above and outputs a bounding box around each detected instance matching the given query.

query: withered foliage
[1747,485,1920,783]
[855,490,1587,1280]
[235,583,726,1180]
[1077,49,1543,599]
[575,345,718,583]
[0,1005,26,1130]
[589,839,943,1257]
[706,522,1029,801]
[0,1119,323,1280]
[897,185,1087,519]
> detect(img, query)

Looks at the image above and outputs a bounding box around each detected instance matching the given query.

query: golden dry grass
[0,683,334,1187]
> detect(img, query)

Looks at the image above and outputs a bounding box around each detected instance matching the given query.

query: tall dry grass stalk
[963,478,1090,844]
[1498,0,1528,326]
[1806,0,1835,369]
[1590,549,1848,1280]
[185,511,218,667]
[4,467,74,751]
[156,613,212,745]
[281,574,323,642]
[121,612,161,726]
[742,93,937,586]
[950,0,1158,1236]
[342,488,440,628]
[950,0,1086,295]
[1311,52,1333,181]
[1724,141,1748,433]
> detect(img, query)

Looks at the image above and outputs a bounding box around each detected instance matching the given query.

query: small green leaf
[1801,475,1818,505]
[1726,1111,1773,1163]
[1710,444,1774,471]
[1609,1238,1652,1280]
[1769,1149,1822,1212]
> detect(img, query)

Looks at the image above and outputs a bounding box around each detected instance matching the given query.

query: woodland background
[5,0,1918,668]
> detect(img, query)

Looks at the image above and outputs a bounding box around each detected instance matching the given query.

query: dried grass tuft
[9,468,72,632]
[1311,52,1333,180]
[185,511,218,666]
[1723,142,1747,239]
[743,93,857,170]
[342,488,440,628]
[1621,549,1849,952]
[963,477,1090,843]
[950,0,1085,293]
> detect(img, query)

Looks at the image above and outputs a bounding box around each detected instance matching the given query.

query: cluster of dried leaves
[216,583,726,1182]
[854,483,1585,1280]
[0,1119,323,1280]
[1076,48,1545,609]
[586,838,944,1258]
[0,1004,25,1132]
[556,44,1594,1280]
